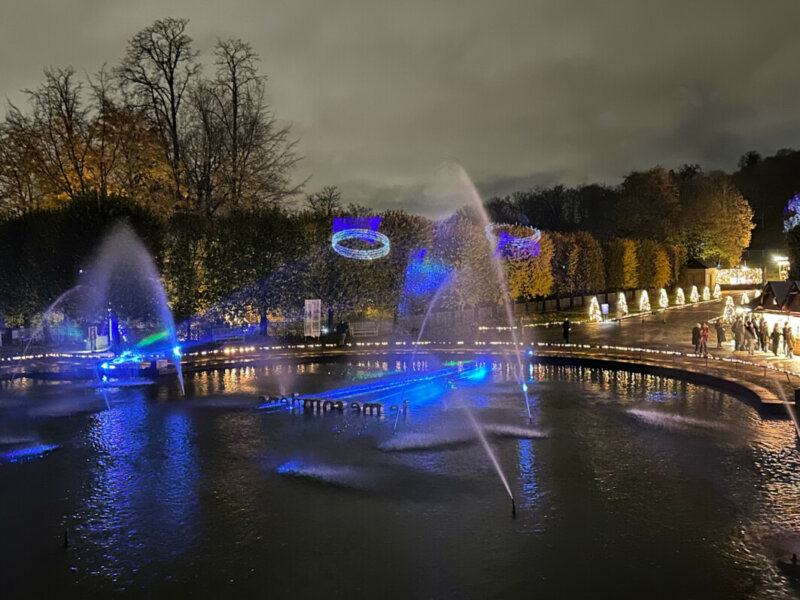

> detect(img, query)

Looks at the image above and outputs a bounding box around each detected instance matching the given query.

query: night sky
[2,0,800,216]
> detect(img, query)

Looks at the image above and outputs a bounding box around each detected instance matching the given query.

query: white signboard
[304,299,322,338]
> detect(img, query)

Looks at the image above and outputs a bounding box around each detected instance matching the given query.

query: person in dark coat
[562,318,571,344]
[760,319,770,353]
[733,317,744,351]
[714,321,726,348]
[691,323,701,353]
[784,323,795,359]
[744,320,756,355]
[771,323,782,356]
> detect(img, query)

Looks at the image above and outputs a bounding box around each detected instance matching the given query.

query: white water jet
[463,407,513,499]
[428,164,531,420]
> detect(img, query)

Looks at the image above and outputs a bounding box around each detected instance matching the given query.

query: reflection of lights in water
[517,439,539,508]
[0,444,59,463]
[81,397,199,575]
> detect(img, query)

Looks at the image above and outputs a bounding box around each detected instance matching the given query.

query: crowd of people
[694,316,796,359]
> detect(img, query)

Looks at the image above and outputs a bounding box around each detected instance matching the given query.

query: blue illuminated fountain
[429,164,533,420]
[79,224,184,395]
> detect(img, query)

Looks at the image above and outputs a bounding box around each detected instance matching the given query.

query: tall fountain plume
[80,223,184,395]
[427,163,531,420]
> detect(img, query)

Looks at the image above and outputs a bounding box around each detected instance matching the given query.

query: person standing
[562,318,571,344]
[744,320,756,355]
[783,321,794,358]
[771,323,782,356]
[699,322,710,356]
[760,319,770,353]
[733,317,743,351]
[714,321,726,348]
[692,323,701,353]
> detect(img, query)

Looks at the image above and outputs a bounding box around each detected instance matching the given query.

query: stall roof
[759,281,799,310]
[686,258,717,270]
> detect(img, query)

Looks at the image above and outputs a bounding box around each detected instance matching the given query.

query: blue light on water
[1,444,59,463]
[173,346,182,357]
[100,362,109,370]
[277,461,301,475]
[517,439,539,507]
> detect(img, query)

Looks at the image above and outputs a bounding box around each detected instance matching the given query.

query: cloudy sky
[2,0,800,216]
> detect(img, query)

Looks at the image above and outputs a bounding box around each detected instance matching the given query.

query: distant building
[685,258,717,290]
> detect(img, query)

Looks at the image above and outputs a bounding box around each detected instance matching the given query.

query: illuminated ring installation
[484,224,541,255]
[331,228,391,260]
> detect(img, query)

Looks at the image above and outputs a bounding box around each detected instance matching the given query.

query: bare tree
[306,186,342,216]
[180,37,301,215]
[181,81,225,216]
[0,121,45,217]
[210,38,301,210]
[116,17,199,204]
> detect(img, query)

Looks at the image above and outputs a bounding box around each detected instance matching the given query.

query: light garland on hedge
[741,292,750,305]
[713,284,722,300]
[675,287,685,305]
[702,286,710,301]
[689,286,699,303]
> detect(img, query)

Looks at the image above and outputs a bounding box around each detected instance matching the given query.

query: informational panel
[304,299,321,338]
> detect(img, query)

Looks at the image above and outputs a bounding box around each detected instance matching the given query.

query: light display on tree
[784,194,800,232]
[675,287,685,305]
[617,292,628,317]
[702,286,710,301]
[722,296,736,323]
[741,292,750,305]
[588,296,602,322]
[689,286,699,303]
[713,284,722,299]
[639,290,650,312]
[658,288,668,309]
[484,224,541,257]
[717,266,762,286]
[331,216,390,260]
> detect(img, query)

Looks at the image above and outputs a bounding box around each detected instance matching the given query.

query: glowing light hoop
[484,224,541,256]
[331,228,390,260]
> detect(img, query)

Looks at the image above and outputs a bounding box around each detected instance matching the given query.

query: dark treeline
[1,16,788,330]
[485,160,775,263]
[0,192,690,328]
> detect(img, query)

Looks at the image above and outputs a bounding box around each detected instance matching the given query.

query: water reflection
[76,396,199,581]
[3,354,800,597]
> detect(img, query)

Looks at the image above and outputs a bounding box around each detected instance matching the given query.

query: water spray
[463,406,515,516]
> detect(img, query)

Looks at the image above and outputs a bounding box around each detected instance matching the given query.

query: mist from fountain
[20,285,86,358]
[393,273,453,422]
[428,164,531,420]
[774,385,800,439]
[81,224,184,396]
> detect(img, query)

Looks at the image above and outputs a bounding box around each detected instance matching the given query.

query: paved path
[521,293,800,410]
